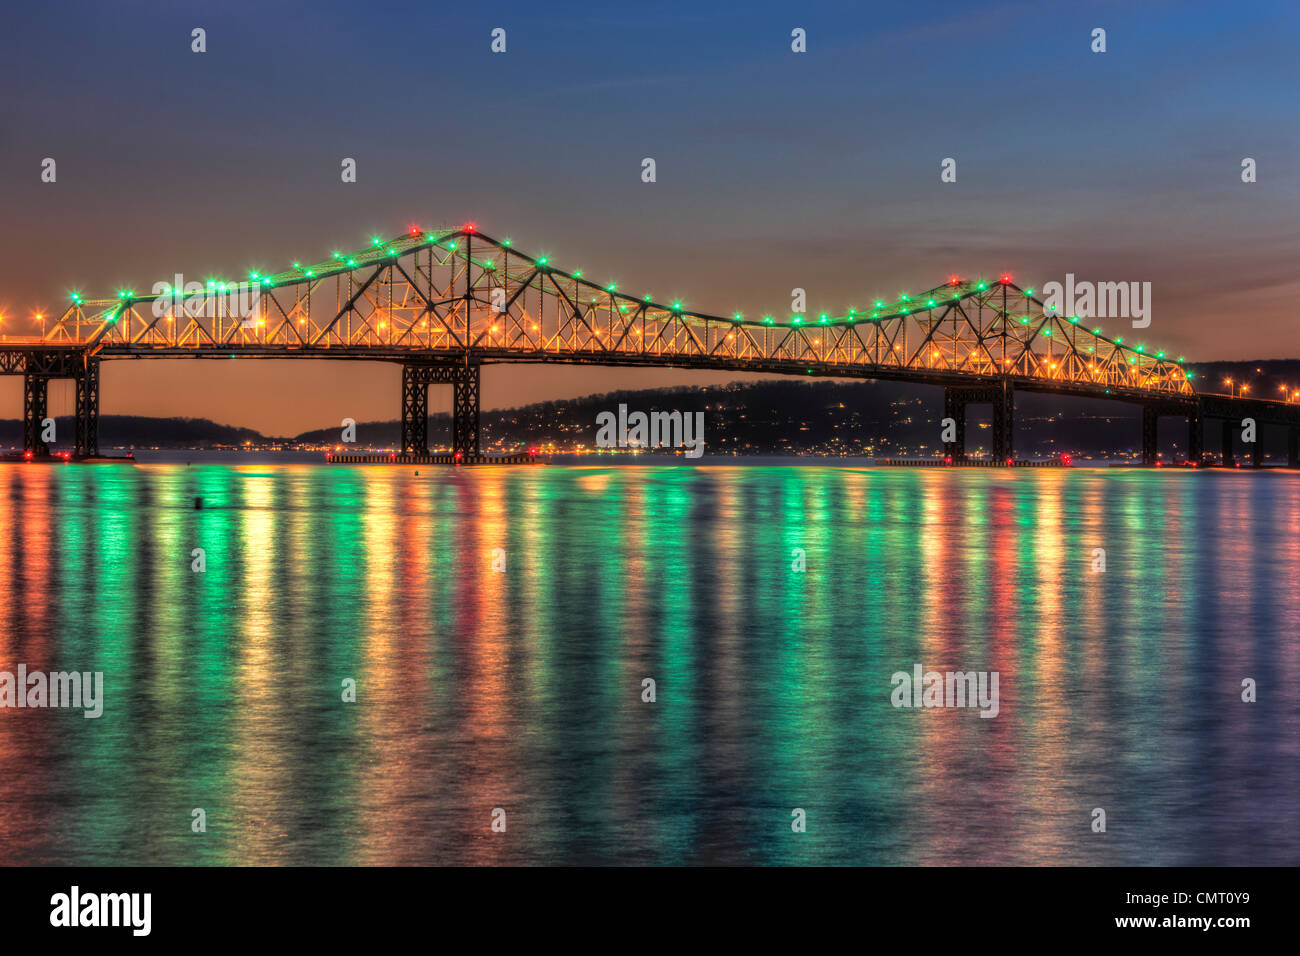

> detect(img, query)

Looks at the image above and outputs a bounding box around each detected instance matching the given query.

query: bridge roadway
[3,225,1298,464]
[2,338,1297,465]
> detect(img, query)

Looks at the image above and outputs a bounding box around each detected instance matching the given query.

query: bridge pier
[1187,413,1203,466]
[1252,436,1262,468]
[22,372,50,457]
[992,382,1014,462]
[74,359,100,459]
[1221,419,1235,467]
[400,362,480,459]
[1141,405,1159,466]
[943,384,1012,461]
[1289,427,1300,469]
[943,388,968,461]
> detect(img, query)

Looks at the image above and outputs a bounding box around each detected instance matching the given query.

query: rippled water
[0,464,1296,865]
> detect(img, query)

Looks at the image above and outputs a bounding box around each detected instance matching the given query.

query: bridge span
[3,226,1298,465]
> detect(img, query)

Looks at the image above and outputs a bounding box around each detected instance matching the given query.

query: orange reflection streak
[0,467,55,863]
[352,469,407,863]
[457,470,515,864]
[911,472,967,865]
[1020,471,1068,863]
[982,475,1021,861]
[228,473,288,864]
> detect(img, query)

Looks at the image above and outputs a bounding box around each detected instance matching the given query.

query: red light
[408,225,421,238]
[1061,454,1072,466]
[944,455,952,465]
[454,450,463,461]
[1005,457,1013,466]
[999,273,1013,284]
[462,222,476,233]
[948,276,960,286]
[23,450,32,460]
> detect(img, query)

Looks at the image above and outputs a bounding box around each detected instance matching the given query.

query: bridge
[4,224,1299,465]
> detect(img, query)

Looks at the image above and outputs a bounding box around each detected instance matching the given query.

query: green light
[425,234,436,242]
[1187,372,1194,379]
[976,282,987,291]
[484,260,494,269]
[1136,344,1144,352]
[1093,328,1101,334]
[292,262,301,269]
[671,301,682,311]
[573,270,581,277]
[332,253,342,260]
[874,300,884,308]
[733,313,743,320]
[1023,288,1034,295]
[1115,337,1123,344]
[305,269,314,277]
[900,294,910,302]
[250,271,260,279]
[1070,316,1078,323]
[792,316,801,323]
[606,283,616,292]
[926,299,935,307]
[503,239,511,246]
[1042,328,1051,336]
[346,259,356,267]
[537,257,548,266]
[763,315,773,324]
[371,237,382,246]
[819,313,828,322]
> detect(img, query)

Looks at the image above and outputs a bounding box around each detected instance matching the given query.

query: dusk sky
[2,0,1298,434]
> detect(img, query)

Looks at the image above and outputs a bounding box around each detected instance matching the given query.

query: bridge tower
[18,351,98,459]
[400,362,481,459]
[22,366,50,457]
[74,357,100,459]
[1221,419,1235,467]
[943,384,1014,462]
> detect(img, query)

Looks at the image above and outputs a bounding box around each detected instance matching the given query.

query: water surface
[0,464,1296,865]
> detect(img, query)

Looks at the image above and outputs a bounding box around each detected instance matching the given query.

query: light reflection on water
[0,464,1296,865]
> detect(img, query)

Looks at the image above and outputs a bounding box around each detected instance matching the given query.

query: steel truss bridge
[4,225,1299,465]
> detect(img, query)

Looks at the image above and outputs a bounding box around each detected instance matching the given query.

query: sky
[1,0,1298,435]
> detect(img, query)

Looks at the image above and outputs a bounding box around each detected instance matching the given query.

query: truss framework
[41,228,1196,400]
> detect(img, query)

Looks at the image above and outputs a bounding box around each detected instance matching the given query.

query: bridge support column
[1221,419,1235,467]
[453,364,480,460]
[401,364,429,455]
[1289,427,1300,469]
[1252,435,1262,468]
[399,361,481,460]
[1142,405,1159,466]
[74,359,99,459]
[992,382,1014,463]
[943,388,967,461]
[1187,413,1203,466]
[23,373,50,457]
